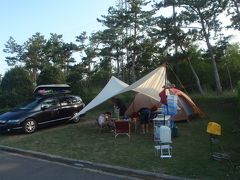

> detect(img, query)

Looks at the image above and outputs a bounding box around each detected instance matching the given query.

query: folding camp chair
[114,121,130,139]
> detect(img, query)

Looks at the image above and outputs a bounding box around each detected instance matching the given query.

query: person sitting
[97,112,114,130]
[97,113,107,129]
[130,112,139,132]
[105,111,114,129]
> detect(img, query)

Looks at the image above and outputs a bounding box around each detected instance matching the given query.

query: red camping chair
[114,121,130,139]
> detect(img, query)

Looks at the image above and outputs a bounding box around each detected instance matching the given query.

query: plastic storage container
[162,95,178,115]
[160,125,172,143]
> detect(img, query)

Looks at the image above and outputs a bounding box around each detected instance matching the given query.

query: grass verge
[0,96,239,179]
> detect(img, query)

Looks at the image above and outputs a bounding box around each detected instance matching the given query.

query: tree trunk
[198,9,222,93]
[32,68,37,86]
[187,57,205,95]
[173,4,177,54]
[226,64,233,91]
[116,48,120,78]
[233,0,240,15]
[131,51,137,82]
[206,39,222,93]
[131,11,137,83]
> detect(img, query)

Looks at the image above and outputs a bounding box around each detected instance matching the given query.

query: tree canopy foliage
[36,65,66,85]
[1,0,240,107]
[0,67,34,108]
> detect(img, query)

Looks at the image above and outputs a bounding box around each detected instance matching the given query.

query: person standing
[111,97,127,117]
[138,107,151,134]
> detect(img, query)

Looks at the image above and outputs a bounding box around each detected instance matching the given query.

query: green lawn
[0,96,239,179]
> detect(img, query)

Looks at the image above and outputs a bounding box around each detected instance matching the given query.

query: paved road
[0,151,129,180]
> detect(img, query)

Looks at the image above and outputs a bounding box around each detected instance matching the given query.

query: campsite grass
[0,95,240,179]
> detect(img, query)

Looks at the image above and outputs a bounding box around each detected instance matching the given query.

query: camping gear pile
[74,64,204,159]
[75,65,203,121]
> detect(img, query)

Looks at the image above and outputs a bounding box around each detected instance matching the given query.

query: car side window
[60,97,72,106]
[41,98,59,109]
[71,97,77,104]
[72,96,81,104]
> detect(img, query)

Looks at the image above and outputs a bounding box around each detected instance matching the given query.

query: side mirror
[41,106,48,111]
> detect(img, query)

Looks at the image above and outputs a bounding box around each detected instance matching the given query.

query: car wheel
[72,112,80,123]
[23,119,37,134]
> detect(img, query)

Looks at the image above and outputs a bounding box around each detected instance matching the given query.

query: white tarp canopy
[120,65,166,100]
[78,76,129,115]
[76,65,166,116]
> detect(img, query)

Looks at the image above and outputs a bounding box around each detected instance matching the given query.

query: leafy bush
[168,60,213,93]
[237,81,240,110]
[37,65,65,85]
[0,67,34,108]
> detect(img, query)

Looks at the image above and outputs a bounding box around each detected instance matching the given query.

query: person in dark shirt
[111,97,127,117]
[138,107,151,134]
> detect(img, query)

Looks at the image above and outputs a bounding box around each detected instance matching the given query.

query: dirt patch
[80,117,96,125]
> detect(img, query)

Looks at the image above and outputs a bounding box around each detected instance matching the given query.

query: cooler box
[207,122,221,136]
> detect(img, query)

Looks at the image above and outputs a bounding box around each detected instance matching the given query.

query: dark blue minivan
[0,84,85,134]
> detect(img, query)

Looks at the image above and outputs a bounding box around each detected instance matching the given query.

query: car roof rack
[33,84,71,97]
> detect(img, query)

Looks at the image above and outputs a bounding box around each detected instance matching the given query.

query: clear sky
[1,1,239,76]
[0,0,116,75]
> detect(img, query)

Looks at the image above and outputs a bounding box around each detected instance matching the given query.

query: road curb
[0,145,186,180]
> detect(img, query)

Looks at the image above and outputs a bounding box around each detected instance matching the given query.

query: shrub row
[238,81,240,110]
